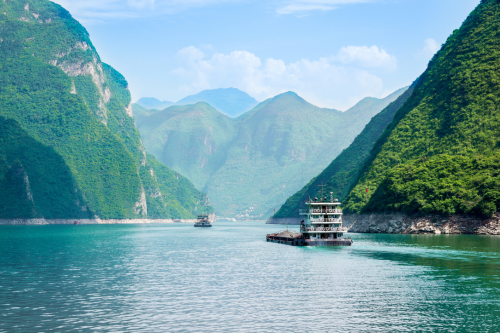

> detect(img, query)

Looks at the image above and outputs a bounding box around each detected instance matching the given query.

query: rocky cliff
[0,0,212,219]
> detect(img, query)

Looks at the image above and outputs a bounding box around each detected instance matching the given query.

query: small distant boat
[194,214,212,227]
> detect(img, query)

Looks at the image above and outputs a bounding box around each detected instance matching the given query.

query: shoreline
[267,213,500,235]
[0,219,198,225]
[345,213,500,235]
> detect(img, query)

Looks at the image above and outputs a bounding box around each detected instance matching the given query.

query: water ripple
[0,223,499,332]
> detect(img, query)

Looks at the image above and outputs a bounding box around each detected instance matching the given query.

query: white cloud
[277,0,373,15]
[335,45,397,70]
[170,45,396,110]
[416,38,441,62]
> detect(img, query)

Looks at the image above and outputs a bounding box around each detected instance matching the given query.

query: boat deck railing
[301,227,349,232]
[300,209,343,215]
[311,218,342,223]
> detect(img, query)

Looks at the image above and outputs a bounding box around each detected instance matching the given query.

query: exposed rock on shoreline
[267,213,500,235]
[345,213,500,235]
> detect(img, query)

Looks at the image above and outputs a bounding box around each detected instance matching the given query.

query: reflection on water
[0,223,499,332]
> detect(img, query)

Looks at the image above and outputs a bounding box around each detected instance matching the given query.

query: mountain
[0,0,212,219]
[135,89,406,218]
[272,85,414,221]
[343,0,500,218]
[137,102,236,190]
[176,88,259,118]
[136,97,174,110]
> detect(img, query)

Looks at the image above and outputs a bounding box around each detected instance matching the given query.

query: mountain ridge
[137,88,259,118]
[271,85,414,220]
[135,88,407,218]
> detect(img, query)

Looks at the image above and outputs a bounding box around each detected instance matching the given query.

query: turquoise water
[1,222,500,332]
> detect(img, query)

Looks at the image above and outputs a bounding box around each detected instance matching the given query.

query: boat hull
[266,234,352,246]
[194,224,212,227]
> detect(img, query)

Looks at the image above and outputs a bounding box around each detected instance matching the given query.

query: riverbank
[267,213,500,235]
[345,213,500,235]
[0,219,198,225]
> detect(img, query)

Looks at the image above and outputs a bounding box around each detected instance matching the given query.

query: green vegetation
[137,102,237,190]
[343,0,500,218]
[274,85,414,218]
[135,89,406,218]
[0,40,141,218]
[0,116,90,218]
[0,0,212,219]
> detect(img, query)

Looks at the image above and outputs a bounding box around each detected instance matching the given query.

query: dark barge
[266,233,353,247]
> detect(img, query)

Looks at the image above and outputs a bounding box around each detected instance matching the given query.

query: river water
[0,222,499,332]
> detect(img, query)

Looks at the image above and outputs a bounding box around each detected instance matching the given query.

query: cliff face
[0,0,212,219]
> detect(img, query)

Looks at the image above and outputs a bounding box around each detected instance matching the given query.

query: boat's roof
[306,202,341,206]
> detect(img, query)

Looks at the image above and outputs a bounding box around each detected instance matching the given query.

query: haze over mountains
[274,84,416,221]
[274,0,500,224]
[133,88,407,218]
[135,98,174,110]
[137,88,259,118]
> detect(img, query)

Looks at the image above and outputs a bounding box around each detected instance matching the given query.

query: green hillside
[343,0,500,218]
[274,85,414,219]
[135,89,406,218]
[138,102,237,190]
[0,0,212,219]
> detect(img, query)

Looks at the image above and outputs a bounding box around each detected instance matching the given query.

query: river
[1,222,499,332]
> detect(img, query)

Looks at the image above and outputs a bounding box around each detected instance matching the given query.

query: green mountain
[136,97,174,110]
[176,88,259,118]
[273,85,414,220]
[343,0,500,218]
[135,89,406,218]
[136,102,236,190]
[0,0,212,219]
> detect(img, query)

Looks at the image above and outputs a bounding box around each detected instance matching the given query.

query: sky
[52,0,481,110]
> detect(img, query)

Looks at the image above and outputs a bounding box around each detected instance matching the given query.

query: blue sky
[53,0,480,110]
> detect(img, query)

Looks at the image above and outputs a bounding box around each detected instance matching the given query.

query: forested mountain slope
[343,0,500,218]
[0,0,212,219]
[135,89,406,218]
[273,85,414,220]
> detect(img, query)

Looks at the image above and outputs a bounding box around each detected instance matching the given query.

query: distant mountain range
[136,88,259,118]
[135,98,174,110]
[133,88,407,218]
